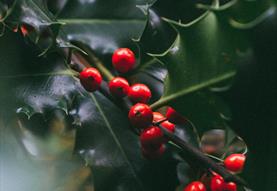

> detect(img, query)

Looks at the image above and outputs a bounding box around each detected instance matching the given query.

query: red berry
[224,154,246,173]
[153,112,166,122]
[142,144,165,160]
[166,107,187,124]
[20,24,34,36]
[153,112,175,133]
[210,175,224,191]
[140,126,164,150]
[161,120,175,133]
[112,48,135,73]
[223,182,237,191]
[128,83,152,103]
[109,77,130,98]
[183,181,206,191]
[128,103,153,129]
[79,67,102,92]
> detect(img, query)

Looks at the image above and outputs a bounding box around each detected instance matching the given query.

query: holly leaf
[0,32,90,191]
[0,28,179,191]
[1,0,69,53]
[150,9,250,107]
[73,92,178,191]
[52,0,153,70]
[140,3,252,135]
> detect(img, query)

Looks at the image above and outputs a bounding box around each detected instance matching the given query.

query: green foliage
[0,0,276,191]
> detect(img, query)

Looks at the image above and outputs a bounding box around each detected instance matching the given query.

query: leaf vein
[90,94,144,190]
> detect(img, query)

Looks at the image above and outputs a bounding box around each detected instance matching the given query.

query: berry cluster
[183,153,246,191]
[78,47,186,159]
[77,47,245,189]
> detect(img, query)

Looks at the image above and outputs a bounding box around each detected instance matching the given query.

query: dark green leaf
[73,92,178,191]
[0,30,179,191]
[151,10,249,106]
[56,0,152,70]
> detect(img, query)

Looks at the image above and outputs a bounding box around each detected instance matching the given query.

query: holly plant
[0,0,276,191]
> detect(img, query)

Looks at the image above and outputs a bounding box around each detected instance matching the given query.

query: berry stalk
[71,46,115,81]
[87,51,114,81]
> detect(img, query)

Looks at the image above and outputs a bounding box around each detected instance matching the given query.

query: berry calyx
[183,181,206,191]
[79,67,102,92]
[128,83,152,103]
[153,112,175,133]
[112,48,135,73]
[166,107,187,124]
[142,144,165,160]
[224,154,246,173]
[128,103,153,129]
[223,182,237,191]
[140,126,164,150]
[210,175,224,191]
[108,77,130,98]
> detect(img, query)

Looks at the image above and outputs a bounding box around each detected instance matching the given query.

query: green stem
[70,44,115,81]
[150,71,236,110]
[88,52,114,81]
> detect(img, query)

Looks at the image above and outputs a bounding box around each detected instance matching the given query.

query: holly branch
[69,49,247,187]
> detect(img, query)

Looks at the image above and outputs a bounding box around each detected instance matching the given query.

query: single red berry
[20,24,35,36]
[223,182,237,191]
[210,175,224,191]
[79,67,102,92]
[140,126,164,150]
[153,112,166,122]
[224,154,246,173]
[128,103,153,129]
[166,107,187,124]
[161,120,175,133]
[141,144,165,160]
[183,181,206,191]
[112,48,135,73]
[153,112,175,133]
[128,83,152,103]
[109,77,130,98]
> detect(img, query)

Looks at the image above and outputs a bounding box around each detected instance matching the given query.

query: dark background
[222,12,277,190]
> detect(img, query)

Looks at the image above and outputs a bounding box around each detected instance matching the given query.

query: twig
[157,123,247,186]
[69,49,247,187]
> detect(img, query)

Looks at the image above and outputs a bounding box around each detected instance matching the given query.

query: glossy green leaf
[1,0,66,53]
[54,0,153,70]
[1,1,276,191]
[150,10,251,109]
[0,30,179,191]
[0,33,85,191]
[152,0,208,25]
[73,92,178,191]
